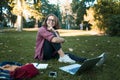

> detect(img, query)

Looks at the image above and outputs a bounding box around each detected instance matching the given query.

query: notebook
[32,63,48,69]
[59,57,101,75]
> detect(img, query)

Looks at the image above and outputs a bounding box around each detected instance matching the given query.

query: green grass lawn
[0,30,120,80]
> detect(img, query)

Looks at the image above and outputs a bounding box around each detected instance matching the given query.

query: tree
[0,0,14,27]
[41,0,62,22]
[12,0,24,31]
[84,7,95,30]
[0,0,10,20]
[89,0,120,36]
[11,0,43,31]
[71,0,95,25]
[32,0,43,28]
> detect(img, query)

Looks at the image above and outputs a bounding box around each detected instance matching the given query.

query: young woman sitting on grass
[34,13,106,65]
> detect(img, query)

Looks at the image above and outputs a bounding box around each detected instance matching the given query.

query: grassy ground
[0,29,120,80]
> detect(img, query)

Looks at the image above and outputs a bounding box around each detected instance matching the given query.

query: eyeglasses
[47,19,55,22]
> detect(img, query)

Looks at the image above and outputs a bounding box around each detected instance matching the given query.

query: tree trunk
[16,15,23,31]
[16,0,23,31]
[34,19,38,28]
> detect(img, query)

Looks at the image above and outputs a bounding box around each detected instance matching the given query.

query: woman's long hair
[42,13,61,29]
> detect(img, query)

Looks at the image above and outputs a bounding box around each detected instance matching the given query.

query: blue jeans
[66,53,87,63]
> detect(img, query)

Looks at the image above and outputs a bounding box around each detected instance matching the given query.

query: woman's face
[46,16,56,27]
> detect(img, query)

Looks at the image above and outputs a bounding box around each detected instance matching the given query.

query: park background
[0,0,119,36]
[0,0,120,80]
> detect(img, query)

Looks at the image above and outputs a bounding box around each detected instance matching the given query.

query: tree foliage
[0,0,43,30]
[0,0,10,18]
[93,0,120,36]
[11,0,43,20]
[41,0,61,21]
[0,0,16,28]
[10,0,43,30]
[71,0,95,25]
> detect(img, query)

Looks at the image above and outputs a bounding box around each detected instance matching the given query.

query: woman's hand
[47,26,52,31]
[47,26,56,32]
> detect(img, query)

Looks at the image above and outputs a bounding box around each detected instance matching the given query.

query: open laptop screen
[77,57,101,74]
[59,57,101,75]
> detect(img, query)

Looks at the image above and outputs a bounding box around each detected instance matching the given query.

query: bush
[24,21,35,28]
[106,15,120,36]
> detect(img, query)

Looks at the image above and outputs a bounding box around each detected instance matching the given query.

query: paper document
[32,63,48,69]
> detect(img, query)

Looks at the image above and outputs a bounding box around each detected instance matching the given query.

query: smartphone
[49,71,57,77]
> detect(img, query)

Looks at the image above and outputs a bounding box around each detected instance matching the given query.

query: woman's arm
[50,28,65,43]
[0,64,21,71]
[51,37,65,43]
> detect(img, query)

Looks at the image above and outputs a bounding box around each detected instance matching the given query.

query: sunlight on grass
[58,29,99,36]
[23,28,99,36]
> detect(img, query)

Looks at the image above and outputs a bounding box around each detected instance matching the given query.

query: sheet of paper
[32,63,48,69]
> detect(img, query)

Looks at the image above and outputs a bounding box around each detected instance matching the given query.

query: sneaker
[96,52,106,66]
[58,55,76,64]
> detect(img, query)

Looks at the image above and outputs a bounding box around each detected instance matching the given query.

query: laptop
[59,57,101,75]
